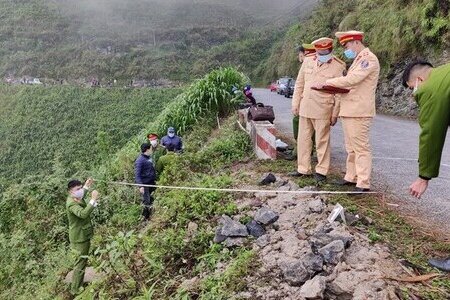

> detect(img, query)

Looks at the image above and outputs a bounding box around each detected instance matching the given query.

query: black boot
[429,257,450,272]
[288,171,310,178]
[314,173,327,182]
[333,179,357,186]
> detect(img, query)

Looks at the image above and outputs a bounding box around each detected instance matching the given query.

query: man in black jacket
[135,143,157,221]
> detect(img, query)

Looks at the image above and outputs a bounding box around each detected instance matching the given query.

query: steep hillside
[0,86,180,183]
[0,67,250,299]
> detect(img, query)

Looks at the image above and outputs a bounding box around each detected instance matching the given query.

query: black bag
[248,103,275,123]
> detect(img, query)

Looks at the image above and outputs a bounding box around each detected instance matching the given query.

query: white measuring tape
[97,180,379,195]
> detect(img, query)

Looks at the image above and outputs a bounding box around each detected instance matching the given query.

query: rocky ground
[376,50,449,118]
[210,174,428,300]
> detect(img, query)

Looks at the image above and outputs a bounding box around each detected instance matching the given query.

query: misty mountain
[0,0,318,81]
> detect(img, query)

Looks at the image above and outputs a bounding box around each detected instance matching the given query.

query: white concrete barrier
[238,109,277,160]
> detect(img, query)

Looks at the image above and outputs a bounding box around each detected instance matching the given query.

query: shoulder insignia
[360,60,369,69]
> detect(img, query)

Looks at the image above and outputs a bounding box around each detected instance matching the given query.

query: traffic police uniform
[325,31,380,189]
[292,38,346,176]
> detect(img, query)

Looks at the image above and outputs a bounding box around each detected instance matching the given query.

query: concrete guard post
[237,109,277,160]
[250,121,277,160]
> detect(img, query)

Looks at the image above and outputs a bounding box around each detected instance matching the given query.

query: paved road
[253,88,450,233]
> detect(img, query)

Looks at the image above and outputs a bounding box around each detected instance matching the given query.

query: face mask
[344,49,357,59]
[150,140,158,147]
[318,54,332,63]
[168,133,175,138]
[72,188,85,199]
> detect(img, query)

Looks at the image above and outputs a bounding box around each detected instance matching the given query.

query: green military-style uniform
[66,188,96,294]
[416,63,450,179]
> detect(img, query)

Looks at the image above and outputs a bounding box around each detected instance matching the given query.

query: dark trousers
[142,186,156,220]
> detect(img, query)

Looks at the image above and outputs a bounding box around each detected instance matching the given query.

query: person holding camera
[66,178,100,295]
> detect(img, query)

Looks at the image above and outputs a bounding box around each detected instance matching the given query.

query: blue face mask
[344,49,357,59]
[318,54,332,63]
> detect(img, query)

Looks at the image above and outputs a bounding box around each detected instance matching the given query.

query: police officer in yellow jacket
[315,31,380,191]
[290,37,346,181]
[66,178,100,295]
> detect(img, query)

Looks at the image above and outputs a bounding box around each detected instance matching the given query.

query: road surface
[253,88,450,234]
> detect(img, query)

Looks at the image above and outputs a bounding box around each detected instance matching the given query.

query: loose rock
[302,252,324,273]
[246,220,266,237]
[318,240,345,265]
[299,275,326,299]
[308,198,324,213]
[280,260,310,286]
[259,173,277,186]
[213,226,227,243]
[220,215,248,237]
[224,237,245,248]
[256,235,271,248]
[254,207,279,225]
[187,221,198,236]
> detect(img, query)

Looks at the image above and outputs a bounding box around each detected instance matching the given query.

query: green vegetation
[0,67,257,299]
[0,85,180,183]
[258,0,450,82]
[0,0,306,82]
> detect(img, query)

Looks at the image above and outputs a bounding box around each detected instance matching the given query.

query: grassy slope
[0,85,180,183]
[257,0,450,82]
[0,67,251,299]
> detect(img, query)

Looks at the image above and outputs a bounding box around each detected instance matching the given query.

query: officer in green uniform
[66,178,100,294]
[402,60,450,271]
[291,43,317,160]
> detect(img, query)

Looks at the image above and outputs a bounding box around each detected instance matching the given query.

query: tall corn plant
[153,67,248,136]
